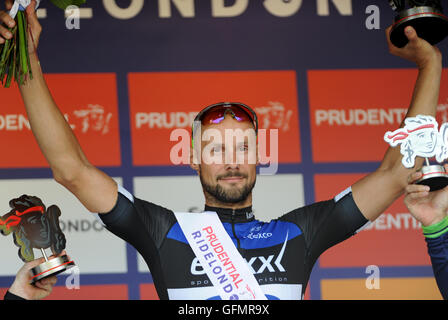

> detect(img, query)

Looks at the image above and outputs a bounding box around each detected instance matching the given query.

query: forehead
[200,117,255,138]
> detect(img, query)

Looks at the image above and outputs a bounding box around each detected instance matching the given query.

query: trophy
[385,115,448,191]
[388,0,448,48]
[0,195,75,284]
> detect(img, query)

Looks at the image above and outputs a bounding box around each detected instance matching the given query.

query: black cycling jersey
[426,232,448,299]
[98,187,369,300]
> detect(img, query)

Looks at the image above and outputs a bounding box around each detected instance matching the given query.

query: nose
[224,159,239,170]
[223,148,240,168]
[225,163,240,171]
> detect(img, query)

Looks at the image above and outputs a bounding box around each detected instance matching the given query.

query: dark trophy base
[30,254,75,284]
[416,165,448,192]
[390,6,448,48]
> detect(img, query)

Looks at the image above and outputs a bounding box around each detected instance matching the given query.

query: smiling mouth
[219,176,245,183]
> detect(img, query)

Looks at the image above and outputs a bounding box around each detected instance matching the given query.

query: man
[0,0,443,299]
[404,169,448,299]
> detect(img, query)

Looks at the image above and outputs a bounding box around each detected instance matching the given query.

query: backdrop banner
[0,0,447,300]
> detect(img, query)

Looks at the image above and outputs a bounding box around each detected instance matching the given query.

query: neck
[204,204,254,223]
[204,192,252,209]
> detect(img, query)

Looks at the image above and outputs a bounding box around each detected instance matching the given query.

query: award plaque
[388,0,448,48]
[0,195,75,284]
[385,115,448,191]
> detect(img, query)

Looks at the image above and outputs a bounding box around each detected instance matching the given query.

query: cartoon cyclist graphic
[384,115,448,168]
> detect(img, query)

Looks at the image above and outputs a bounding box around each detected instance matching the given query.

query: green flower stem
[0,38,11,65]
[0,28,13,85]
[24,16,32,81]
[5,42,15,88]
[17,11,28,77]
[2,43,13,77]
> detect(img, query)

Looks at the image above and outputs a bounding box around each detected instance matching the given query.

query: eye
[28,216,37,223]
[212,145,223,153]
[238,144,249,152]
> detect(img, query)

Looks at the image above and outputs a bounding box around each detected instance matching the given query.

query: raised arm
[351,25,443,221]
[0,0,117,213]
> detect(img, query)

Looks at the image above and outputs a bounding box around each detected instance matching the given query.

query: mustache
[217,172,248,180]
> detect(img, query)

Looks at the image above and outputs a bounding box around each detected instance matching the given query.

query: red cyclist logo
[384,115,448,168]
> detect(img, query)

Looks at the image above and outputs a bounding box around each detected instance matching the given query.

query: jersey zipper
[231,209,241,249]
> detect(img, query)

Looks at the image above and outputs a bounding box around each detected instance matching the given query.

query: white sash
[174,211,267,300]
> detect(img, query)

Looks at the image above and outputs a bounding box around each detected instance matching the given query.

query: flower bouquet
[0,0,86,88]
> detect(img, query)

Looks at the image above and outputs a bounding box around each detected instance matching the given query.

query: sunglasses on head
[191,102,259,148]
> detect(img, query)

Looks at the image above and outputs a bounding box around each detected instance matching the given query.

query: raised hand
[404,166,448,227]
[23,0,42,54]
[0,0,41,52]
[0,0,15,44]
[386,25,442,69]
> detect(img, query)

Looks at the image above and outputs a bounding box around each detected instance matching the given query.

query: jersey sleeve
[425,230,448,300]
[95,186,176,300]
[97,186,176,252]
[281,187,369,263]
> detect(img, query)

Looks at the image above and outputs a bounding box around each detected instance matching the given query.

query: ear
[256,139,260,166]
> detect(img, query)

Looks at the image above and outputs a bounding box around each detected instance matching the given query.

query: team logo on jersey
[191,232,288,276]
[246,232,273,240]
[245,225,273,240]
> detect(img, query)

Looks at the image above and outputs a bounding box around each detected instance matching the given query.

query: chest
[159,220,309,300]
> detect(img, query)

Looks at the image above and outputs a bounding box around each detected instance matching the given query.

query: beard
[200,170,256,204]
